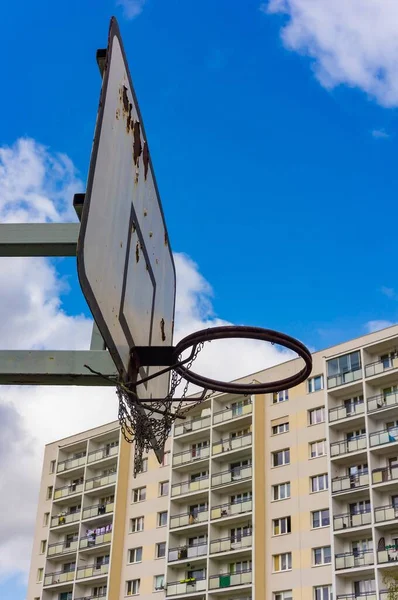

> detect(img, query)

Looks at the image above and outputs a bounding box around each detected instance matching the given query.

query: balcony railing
[374,504,398,523]
[368,391,398,413]
[87,444,119,463]
[47,537,78,556]
[327,368,363,389]
[76,563,109,579]
[82,502,114,520]
[171,475,209,497]
[211,466,252,488]
[331,472,369,494]
[337,593,376,600]
[85,472,117,491]
[331,435,367,457]
[170,509,208,529]
[212,433,252,456]
[172,445,210,467]
[79,530,112,549]
[329,401,365,423]
[54,481,84,499]
[370,426,398,448]
[174,415,211,437]
[75,594,107,600]
[51,510,81,528]
[43,568,75,586]
[168,542,208,561]
[333,510,371,530]
[335,550,374,570]
[166,577,206,596]
[365,355,398,378]
[210,534,252,554]
[211,498,253,520]
[372,466,398,485]
[213,403,252,425]
[381,591,392,600]
[209,569,252,589]
[378,546,398,564]
[57,454,86,473]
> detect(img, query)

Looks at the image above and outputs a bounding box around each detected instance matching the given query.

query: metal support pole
[0,223,79,256]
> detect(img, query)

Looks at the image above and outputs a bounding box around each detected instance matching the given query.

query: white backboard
[77,18,176,404]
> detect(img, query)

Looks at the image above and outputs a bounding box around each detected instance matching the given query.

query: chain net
[117,341,212,476]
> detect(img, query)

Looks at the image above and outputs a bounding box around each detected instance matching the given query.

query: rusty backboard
[77,18,176,411]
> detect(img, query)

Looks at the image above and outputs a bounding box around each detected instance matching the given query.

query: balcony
[171,475,209,497]
[337,594,376,600]
[374,504,398,524]
[174,415,211,437]
[378,547,398,564]
[47,537,78,557]
[327,368,362,389]
[332,472,369,495]
[44,568,75,586]
[329,402,365,423]
[57,454,86,473]
[166,577,206,596]
[331,435,367,458]
[210,534,252,554]
[368,391,398,414]
[209,570,252,590]
[372,466,398,486]
[173,445,210,467]
[168,542,208,561]
[212,433,252,457]
[333,510,372,531]
[335,550,374,570]
[75,594,107,600]
[170,509,209,529]
[211,499,252,520]
[365,355,398,378]
[76,563,109,579]
[82,502,114,520]
[79,529,112,549]
[54,481,84,499]
[213,403,252,426]
[85,472,116,491]
[87,444,119,463]
[51,510,81,528]
[211,466,252,488]
[370,426,398,449]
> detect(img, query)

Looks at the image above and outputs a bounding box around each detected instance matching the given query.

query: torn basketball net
[117,341,210,477]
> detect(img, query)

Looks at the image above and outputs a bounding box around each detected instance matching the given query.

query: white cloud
[0,139,293,585]
[365,319,394,333]
[116,0,147,19]
[372,129,390,139]
[263,0,398,107]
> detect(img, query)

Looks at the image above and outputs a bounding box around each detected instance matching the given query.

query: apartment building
[28,324,398,600]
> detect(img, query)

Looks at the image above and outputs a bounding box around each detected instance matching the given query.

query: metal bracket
[0,223,79,257]
[132,346,175,367]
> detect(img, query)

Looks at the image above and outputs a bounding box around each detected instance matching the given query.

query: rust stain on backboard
[133,121,142,166]
[143,142,149,180]
[160,318,166,342]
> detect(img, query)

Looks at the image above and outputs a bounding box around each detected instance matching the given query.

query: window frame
[161,451,170,467]
[128,547,143,564]
[273,552,292,572]
[311,509,330,529]
[272,422,290,435]
[132,486,146,503]
[308,375,324,393]
[311,473,328,493]
[136,457,148,474]
[130,516,144,533]
[272,482,291,501]
[157,511,168,527]
[156,542,166,558]
[126,579,141,596]
[313,546,332,566]
[314,586,332,600]
[310,439,327,458]
[308,407,326,425]
[272,448,290,467]
[274,591,293,600]
[273,516,292,536]
[273,390,289,404]
[154,574,165,591]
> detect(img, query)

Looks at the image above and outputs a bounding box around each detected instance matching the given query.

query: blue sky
[2,0,398,597]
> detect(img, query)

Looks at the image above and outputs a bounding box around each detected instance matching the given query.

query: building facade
[27,324,398,600]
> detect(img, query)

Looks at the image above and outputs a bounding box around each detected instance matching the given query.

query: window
[36,568,43,582]
[273,516,291,535]
[136,457,148,473]
[158,511,168,527]
[130,517,144,532]
[308,375,324,393]
[274,592,293,600]
[313,546,331,565]
[309,407,325,425]
[273,390,289,403]
[132,487,146,502]
[93,587,107,598]
[43,512,49,527]
[272,422,289,435]
[310,439,327,458]
[127,579,141,595]
[154,575,165,591]
[59,593,72,600]
[328,350,361,377]
[314,586,332,600]
[159,481,169,496]
[311,474,328,492]
[49,460,56,474]
[40,540,47,554]
[230,560,251,573]
[156,541,166,558]
[231,398,251,416]
[46,486,53,500]
[273,553,292,572]
[272,482,290,500]
[312,509,330,528]
[272,448,290,467]
[128,547,142,563]
[161,451,170,467]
